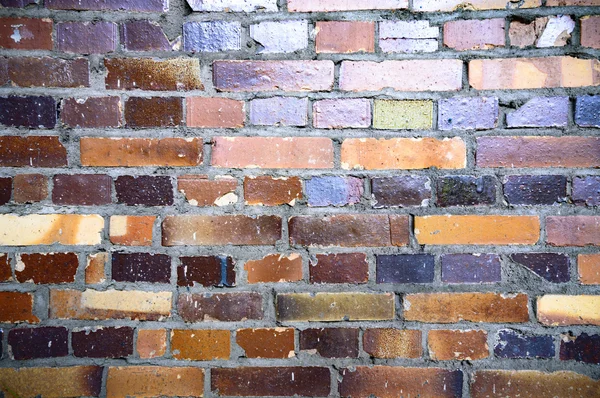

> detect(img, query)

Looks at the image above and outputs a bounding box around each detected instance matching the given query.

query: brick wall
[0,0,599,397]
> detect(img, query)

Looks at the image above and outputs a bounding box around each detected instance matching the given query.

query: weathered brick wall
[0,0,599,396]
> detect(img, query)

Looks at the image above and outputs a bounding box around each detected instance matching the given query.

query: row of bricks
[1,56,600,92]
[2,135,600,170]
[2,251,600,285]
[1,16,598,55]
[0,325,597,363]
[3,95,600,130]
[2,173,599,208]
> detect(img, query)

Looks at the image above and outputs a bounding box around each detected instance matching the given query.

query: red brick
[244,176,302,206]
[178,175,238,206]
[8,57,89,88]
[547,216,600,246]
[125,97,183,127]
[13,174,48,203]
[0,136,67,167]
[105,58,202,91]
[61,97,121,128]
[56,21,117,54]
[187,97,245,128]
[444,18,505,50]
[236,328,295,359]
[315,21,374,53]
[428,329,489,360]
[310,253,368,284]
[288,0,408,11]
[0,18,52,50]
[107,367,204,398]
[245,253,303,283]
[0,291,38,323]
[581,16,600,49]
[16,252,79,284]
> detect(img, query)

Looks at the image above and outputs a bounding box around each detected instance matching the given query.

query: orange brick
[0,291,39,323]
[107,366,204,398]
[137,329,167,359]
[109,215,155,246]
[428,330,489,360]
[316,21,375,53]
[547,216,600,246]
[178,175,238,206]
[244,176,302,206]
[579,254,600,285]
[363,329,422,359]
[415,215,540,245]
[236,328,295,359]
[245,253,303,283]
[537,295,600,326]
[187,97,245,128]
[0,366,102,398]
[171,329,231,360]
[85,253,107,284]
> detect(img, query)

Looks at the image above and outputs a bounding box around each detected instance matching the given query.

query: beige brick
[137,329,167,359]
[537,295,600,326]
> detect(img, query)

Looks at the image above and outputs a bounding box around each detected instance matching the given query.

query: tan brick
[0,291,38,323]
[547,216,600,246]
[404,293,529,323]
[187,97,245,128]
[288,0,408,11]
[0,366,102,398]
[178,175,238,206]
[581,16,600,49]
[105,58,203,91]
[171,329,231,360]
[137,329,167,359]
[245,253,303,283]
[415,215,540,245]
[341,138,466,170]
[428,330,489,360]
[315,21,375,53]
[537,295,600,326]
[0,214,104,246]
[107,366,204,398]
[85,253,107,284]
[236,328,295,359]
[244,176,302,206]
[110,215,155,246]
[579,254,600,285]
[414,0,541,11]
[363,329,422,359]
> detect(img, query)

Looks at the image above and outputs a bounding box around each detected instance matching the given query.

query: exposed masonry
[0,0,599,397]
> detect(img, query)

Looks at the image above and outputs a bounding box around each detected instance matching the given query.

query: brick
[0,366,102,398]
[237,328,295,359]
[251,20,307,53]
[0,177,10,205]
[0,214,103,246]
[371,176,431,208]
[290,214,409,247]
[575,95,600,127]
[105,58,202,90]
[363,329,422,359]
[109,215,155,246]
[581,16,600,49]
[509,19,543,48]
[8,327,68,359]
[171,329,230,360]
[184,21,240,52]
[15,252,79,284]
[469,56,599,90]
[300,328,359,358]
[404,293,529,323]
[315,21,374,53]
[81,137,201,167]
[573,176,600,206]
[373,100,433,130]
[137,329,167,359]
[0,253,10,282]
[163,215,281,246]
[438,97,499,130]
[115,175,173,206]
[57,21,117,53]
[339,367,463,398]
[13,174,48,203]
[444,19,505,50]
[187,0,277,12]
[8,57,89,88]
[511,253,570,283]
[49,289,172,321]
[313,99,371,129]
[310,253,368,284]
[0,17,52,50]
[125,97,183,127]
[121,20,174,51]
[288,0,408,11]
[249,97,307,126]
[0,96,56,129]
[73,326,134,358]
[471,370,600,398]
[442,254,502,284]
[537,295,600,325]
[213,60,334,92]
[46,0,168,11]
[504,175,567,205]
[436,175,497,207]
[415,215,540,245]
[0,292,38,323]
[212,137,334,169]
[429,329,488,360]
[547,216,600,246]
[306,176,362,207]
[579,253,600,284]
[245,253,303,283]
[379,20,438,53]
[506,96,569,128]
[417,0,542,10]
[52,174,112,206]
[277,292,395,321]
[340,60,462,91]
[86,253,107,284]
[495,329,554,359]
[178,256,235,287]
[178,175,237,206]
[1,0,37,6]
[540,16,575,47]
[111,252,171,283]
[560,333,600,364]
[107,367,204,398]
[377,255,434,284]
[187,97,244,128]
[245,176,302,206]
[61,97,121,128]
[178,292,263,322]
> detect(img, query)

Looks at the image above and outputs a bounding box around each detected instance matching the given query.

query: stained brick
[0,17,52,50]
[363,329,422,359]
[121,20,173,51]
[547,216,600,246]
[0,214,103,246]
[115,175,173,206]
[288,0,408,12]
[510,253,570,283]
[8,327,68,359]
[438,97,499,130]
[187,97,244,128]
[377,254,434,284]
[495,329,554,359]
[8,57,89,88]
[111,252,171,283]
[13,174,48,203]
[506,96,569,128]
[436,175,496,207]
[178,256,235,287]
[315,21,374,53]
[441,253,502,284]
[245,253,303,283]
[56,21,117,53]
[573,176,600,206]
[373,100,433,130]
[444,18,505,50]
[137,329,167,359]
[187,0,277,11]
[0,96,56,129]
[310,253,368,284]
[579,253,600,284]
[178,175,237,206]
[414,0,540,11]
[379,20,438,53]
[46,0,168,11]
[237,328,295,359]
[537,295,600,325]
[575,95,600,127]
[300,328,359,358]
[16,252,79,284]
[52,174,112,206]
[429,329,489,360]
[107,367,204,398]
[244,176,302,206]
[61,97,121,128]
[0,367,102,398]
[249,97,307,126]
[171,329,231,360]
[0,292,38,323]
[560,333,600,364]
[105,58,202,91]
[109,215,155,246]
[183,21,241,52]
[313,99,371,129]
[306,176,363,207]
[581,16,600,49]
[178,292,263,322]
[125,97,183,127]
[371,176,431,208]
[250,20,307,54]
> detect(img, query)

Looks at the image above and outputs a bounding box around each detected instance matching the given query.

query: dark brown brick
[0,136,66,167]
[16,252,79,284]
[0,18,52,50]
[0,292,38,323]
[371,176,431,208]
[300,328,359,358]
[178,292,263,322]
[178,256,235,287]
[112,252,171,284]
[560,333,600,365]
[8,327,68,360]
[510,253,570,283]
[52,174,112,206]
[115,175,173,206]
[0,177,11,205]
[46,0,167,11]
[8,57,89,88]
[56,21,117,54]
[105,58,202,91]
[125,97,183,127]
[121,20,173,51]
[61,97,121,128]
[0,96,56,129]
[437,175,496,207]
[72,326,134,358]
[13,174,48,203]
[310,253,368,284]
[0,254,10,282]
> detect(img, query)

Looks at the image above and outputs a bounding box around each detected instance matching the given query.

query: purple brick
[575,95,600,127]
[111,252,171,284]
[0,96,56,129]
[121,20,172,51]
[560,333,600,364]
[376,254,435,284]
[437,175,496,207]
[573,176,600,207]
[438,97,498,130]
[186,0,277,12]
[249,97,307,126]
[115,175,173,206]
[57,22,117,54]
[0,177,11,205]
[506,97,568,128]
[46,0,168,11]
[495,329,554,359]
[183,21,241,52]
[503,175,567,205]
[251,20,308,53]
[300,328,359,358]
[1,0,37,7]
[371,176,431,208]
[8,327,68,360]
[441,254,501,284]
[313,99,371,129]
[510,253,570,283]
[306,176,363,207]
[72,327,134,358]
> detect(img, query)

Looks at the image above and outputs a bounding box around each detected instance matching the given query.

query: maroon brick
[0,177,11,205]
[8,327,68,360]
[0,96,56,129]
[0,254,10,282]
[115,175,173,206]
[125,97,183,127]
[0,136,66,167]
[178,293,263,322]
[13,174,48,203]
[7,57,89,88]
[310,253,368,284]
[178,256,235,287]
[371,176,431,208]
[16,253,79,284]
[52,174,112,206]
[61,97,121,128]
[46,0,168,11]
[111,252,171,284]
[560,333,600,364]
[72,327,134,358]
[121,20,172,51]
[300,328,359,358]
[56,22,117,54]
[0,17,52,50]
[510,253,570,283]
[1,0,37,7]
